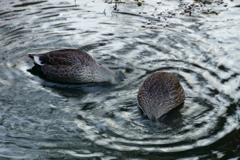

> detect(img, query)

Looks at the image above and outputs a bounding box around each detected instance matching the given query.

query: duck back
[137,72,185,121]
[28,49,119,84]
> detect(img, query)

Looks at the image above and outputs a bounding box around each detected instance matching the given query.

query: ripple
[13,1,47,8]
[73,55,239,152]
[0,0,240,159]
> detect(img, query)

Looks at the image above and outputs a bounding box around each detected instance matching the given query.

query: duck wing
[28,49,97,66]
[40,64,95,83]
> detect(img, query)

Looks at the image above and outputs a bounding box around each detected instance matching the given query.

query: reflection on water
[0,0,240,159]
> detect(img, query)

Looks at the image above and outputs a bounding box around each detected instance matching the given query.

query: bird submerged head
[98,66,120,84]
[108,73,120,84]
[140,102,167,121]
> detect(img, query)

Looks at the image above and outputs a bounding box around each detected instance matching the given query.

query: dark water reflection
[0,0,240,159]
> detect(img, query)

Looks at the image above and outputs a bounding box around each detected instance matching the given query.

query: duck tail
[28,54,43,72]
[28,54,34,61]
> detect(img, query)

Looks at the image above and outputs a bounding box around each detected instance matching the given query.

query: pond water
[0,0,240,159]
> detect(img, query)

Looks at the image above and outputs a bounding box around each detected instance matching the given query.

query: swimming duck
[28,49,120,84]
[137,72,185,121]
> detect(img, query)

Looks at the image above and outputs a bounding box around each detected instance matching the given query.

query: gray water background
[0,0,240,159]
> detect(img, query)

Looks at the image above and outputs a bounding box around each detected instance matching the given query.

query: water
[0,0,240,159]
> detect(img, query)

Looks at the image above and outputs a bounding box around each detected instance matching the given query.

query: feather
[28,49,119,84]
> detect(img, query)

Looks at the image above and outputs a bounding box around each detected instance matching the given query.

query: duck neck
[97,65,119,84]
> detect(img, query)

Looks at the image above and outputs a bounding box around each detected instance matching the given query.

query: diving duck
[28,49,120,84]
[137,72,185,121]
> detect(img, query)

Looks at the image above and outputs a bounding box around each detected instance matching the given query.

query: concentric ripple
[72,33,240,154]
[0,0,240,159]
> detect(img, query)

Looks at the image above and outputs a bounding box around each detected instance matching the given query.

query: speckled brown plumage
[137,72,185,121]
[28,49,119,84]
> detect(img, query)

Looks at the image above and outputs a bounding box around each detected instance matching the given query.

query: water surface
[0,0,240,159]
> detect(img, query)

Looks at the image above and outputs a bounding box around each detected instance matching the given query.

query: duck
[28,49,120,84]
[137,72,185,121]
